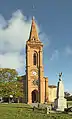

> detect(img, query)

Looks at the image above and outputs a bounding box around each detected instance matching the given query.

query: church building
[23,17,57,104]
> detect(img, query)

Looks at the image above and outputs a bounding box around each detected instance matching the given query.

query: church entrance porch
[32,90,38,103]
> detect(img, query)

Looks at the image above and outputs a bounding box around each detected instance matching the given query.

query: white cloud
[0,52,26,76]
[50,50,59,61]
[39,32,49,47]
[65,46,72,55]
[0,15,7,28]
[0,10,31,53]
[0,10,31,75]
[0,53,21,68]
[0,9,48,75]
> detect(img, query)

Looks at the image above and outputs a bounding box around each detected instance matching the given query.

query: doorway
[32,90,38,103]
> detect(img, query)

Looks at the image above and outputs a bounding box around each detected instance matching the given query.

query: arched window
[33,37,35,41]
[33,53,36,65]
[33,52,37,65]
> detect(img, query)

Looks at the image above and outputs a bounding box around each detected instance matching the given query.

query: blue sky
[0,0,72,92]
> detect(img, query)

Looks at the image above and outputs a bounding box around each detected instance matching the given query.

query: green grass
[68,101,72,106]
[0,103,72,119]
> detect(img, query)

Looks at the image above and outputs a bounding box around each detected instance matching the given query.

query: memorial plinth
[54,72,67,111]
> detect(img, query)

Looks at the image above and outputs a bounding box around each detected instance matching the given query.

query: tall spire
[29,16,39,41]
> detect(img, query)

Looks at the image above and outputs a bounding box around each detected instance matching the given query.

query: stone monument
[54,72,67,111]
[46,107,50,114]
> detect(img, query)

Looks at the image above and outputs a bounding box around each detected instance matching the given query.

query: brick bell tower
[26,17,45,104]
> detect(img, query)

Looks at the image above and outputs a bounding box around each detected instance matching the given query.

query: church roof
[28,16,40,42]
[48,85,57,88]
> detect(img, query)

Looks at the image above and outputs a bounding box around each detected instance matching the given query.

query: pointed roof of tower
[28,16,39,41]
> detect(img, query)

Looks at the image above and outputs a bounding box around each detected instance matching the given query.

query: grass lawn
[0,103,72,119]
[68,101,72,107]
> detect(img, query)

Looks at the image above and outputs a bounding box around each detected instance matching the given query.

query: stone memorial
[54,72,67,111]
[46,107,50,114]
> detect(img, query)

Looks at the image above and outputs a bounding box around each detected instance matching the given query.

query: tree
[0,68,24,103]
[13,81,24,103]
[0,68,18,82]
[64,92,70,98]
[64,92,72,101]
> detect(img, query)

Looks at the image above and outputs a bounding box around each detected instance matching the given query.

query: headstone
[46,107,50,114]
[0,97,3,103]
[33,106,35,111]
[38,103,39,108]
[54,72,67,111]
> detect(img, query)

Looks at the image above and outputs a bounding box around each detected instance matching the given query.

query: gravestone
[46,107,50,114]
[54,72,67,111]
